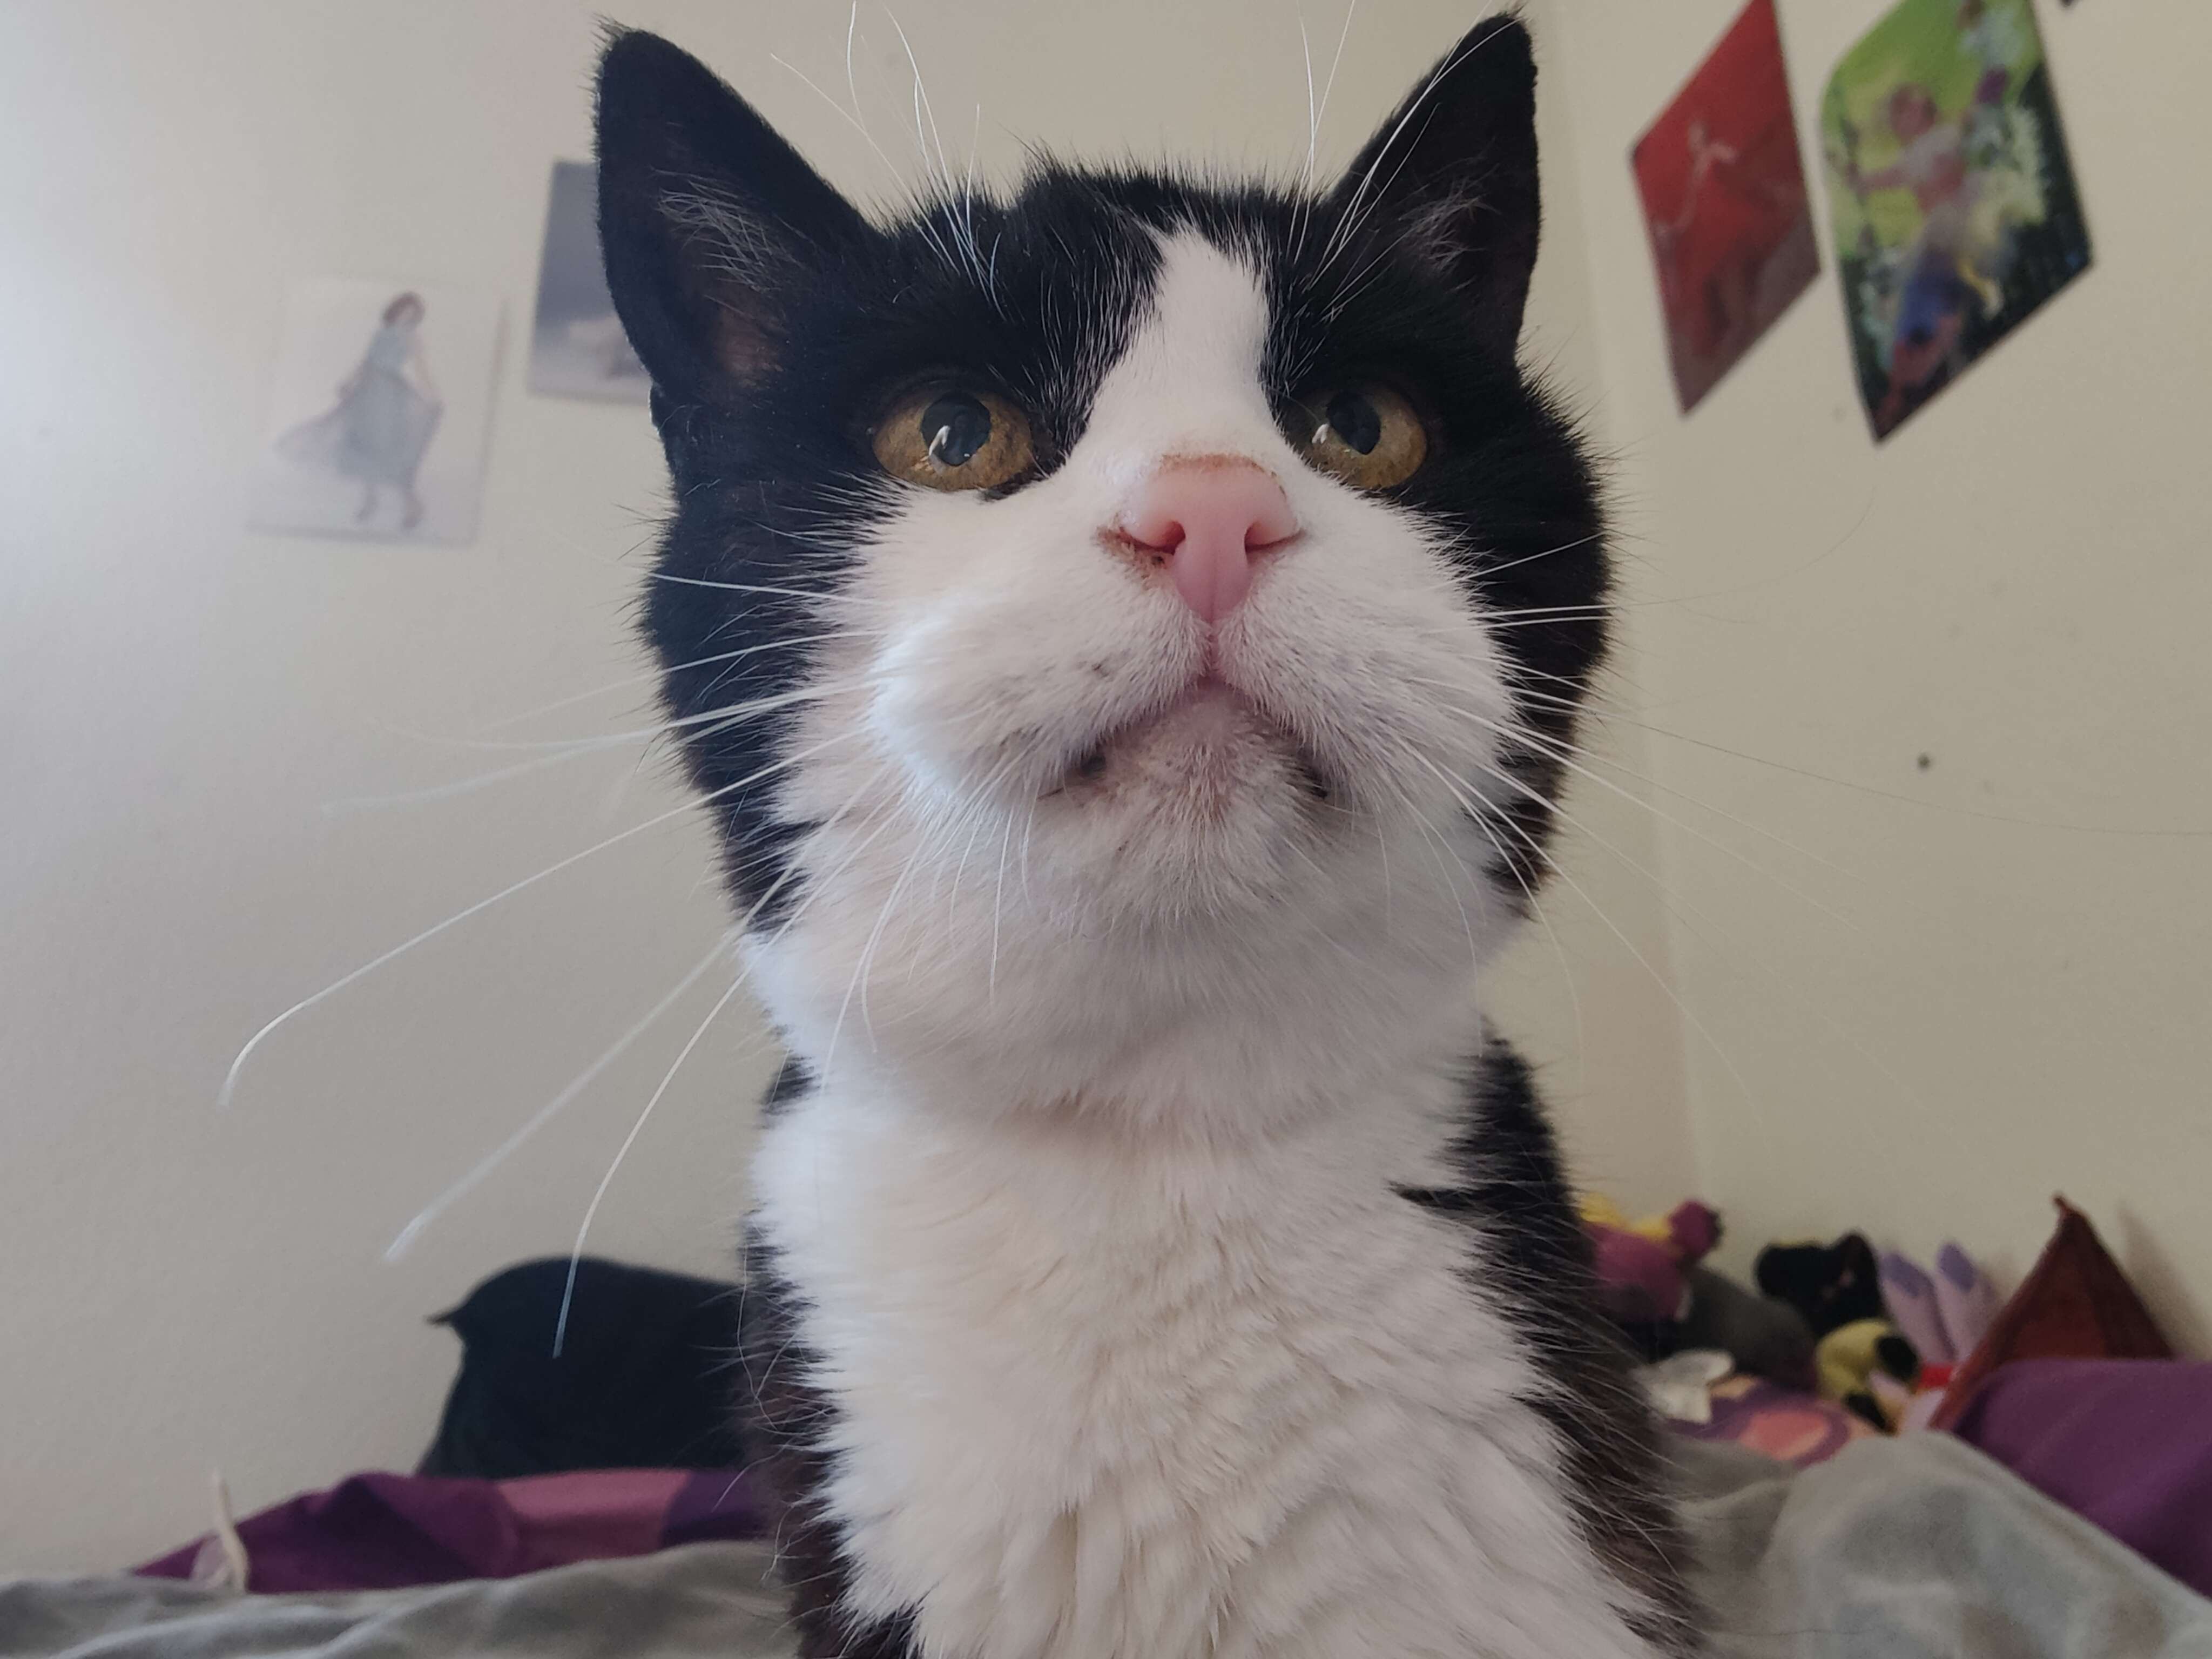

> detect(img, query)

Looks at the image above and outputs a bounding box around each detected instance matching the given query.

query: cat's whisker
[1488,678,2212,841]
[1392,750,1586,1081]
[552,975,759,1357]
[640,568,889,608]
[1415,750,1766,1119]
[1399,783,1481,980]
[382,929,738,1263]
[1443,737,2000,1176]
[1447,703,1870,936]
[845,831,934,1052]
[988,811,1015,1007]
[548,758,899,1350]
[218,729,862,1111]
[471,635,868,736]
[1453,692,1863,886]
[1471,529,1608,581]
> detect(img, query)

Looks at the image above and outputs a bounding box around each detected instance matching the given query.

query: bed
[6,1432,2207,1658]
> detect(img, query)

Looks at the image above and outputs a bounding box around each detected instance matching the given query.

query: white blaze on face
[1073,231,1286,496]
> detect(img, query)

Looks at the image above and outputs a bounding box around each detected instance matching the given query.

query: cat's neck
[775,1032,1479,1190]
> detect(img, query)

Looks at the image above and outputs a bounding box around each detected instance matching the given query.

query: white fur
[746,234,1662,1655]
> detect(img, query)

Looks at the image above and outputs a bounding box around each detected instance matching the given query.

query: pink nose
[1118,460,1298,623]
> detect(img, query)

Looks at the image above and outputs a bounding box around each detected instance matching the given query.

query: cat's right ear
[595,30,871,399]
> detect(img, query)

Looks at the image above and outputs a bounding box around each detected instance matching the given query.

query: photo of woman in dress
[278,291,444,531]
[249,277,498,547]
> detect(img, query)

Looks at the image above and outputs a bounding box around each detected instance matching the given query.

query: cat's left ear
[595,29,873,400]
[1327,15,1541,362]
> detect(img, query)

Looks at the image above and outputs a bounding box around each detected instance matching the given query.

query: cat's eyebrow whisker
[766,43,929,237]
[886,10,954,202]
[1311,15,1496,278]
[1310,0,1358,179]
[1296,10,1318,192]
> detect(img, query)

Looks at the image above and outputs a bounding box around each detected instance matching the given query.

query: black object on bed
[419,1257,746,1478]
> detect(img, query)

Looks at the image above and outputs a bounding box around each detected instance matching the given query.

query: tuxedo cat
[594,17,1695,1656]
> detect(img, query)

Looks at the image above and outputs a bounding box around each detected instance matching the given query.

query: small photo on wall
[1821,0,2091,440]
[528,160,650,403]
[250,279,501,545]
[1631,0,1819,414]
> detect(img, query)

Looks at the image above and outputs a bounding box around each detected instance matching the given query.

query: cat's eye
[1292,386,1427,490]
[871,386,1035,491]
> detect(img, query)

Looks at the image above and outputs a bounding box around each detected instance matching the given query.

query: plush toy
[1759,1232,1952,1429]
[1580,1197,1721,1342]
[1580,1199,1816,1387]
[1755,1232,1886,1337]
[1677,1266,1816,1392]
[1814,1317,1921,1429]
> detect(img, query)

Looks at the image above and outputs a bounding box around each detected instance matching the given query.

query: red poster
[1631,0,1820,412]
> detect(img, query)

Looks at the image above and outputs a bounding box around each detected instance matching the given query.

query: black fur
[740,1238,922,1657]
[1401,1042,1701,1653]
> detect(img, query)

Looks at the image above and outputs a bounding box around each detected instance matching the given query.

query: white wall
[1543,0,2212,1348]
[0,0,1684,1573]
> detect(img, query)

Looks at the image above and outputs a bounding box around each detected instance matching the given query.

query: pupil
[920,393,992,468]
[1326,390,1381,455]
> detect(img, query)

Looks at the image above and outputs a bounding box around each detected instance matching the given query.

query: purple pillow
[1949,1358,2212,1602]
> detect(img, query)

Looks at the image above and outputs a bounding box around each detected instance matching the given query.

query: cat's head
[595,19,1605,1132]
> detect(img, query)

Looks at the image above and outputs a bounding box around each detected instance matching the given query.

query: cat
[594,16,1696,1657]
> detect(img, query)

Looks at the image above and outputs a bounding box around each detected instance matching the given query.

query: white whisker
[552,972,756,1357]
[383,932,735,1262]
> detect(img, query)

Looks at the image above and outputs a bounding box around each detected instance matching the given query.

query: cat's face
[597,22,1606,1130]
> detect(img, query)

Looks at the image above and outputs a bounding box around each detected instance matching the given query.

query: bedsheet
[6,1434,2208,1657]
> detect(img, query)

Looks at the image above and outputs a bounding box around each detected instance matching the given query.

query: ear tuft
[1328,14,1541,361]
[594,29,870,396]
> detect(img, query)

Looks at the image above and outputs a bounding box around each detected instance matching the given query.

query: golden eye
[871,387,1034,491]
[1293,386,1427,489]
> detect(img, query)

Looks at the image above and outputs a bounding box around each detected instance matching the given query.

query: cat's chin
[1019,676,1327,914]
[1049,676,1318,811]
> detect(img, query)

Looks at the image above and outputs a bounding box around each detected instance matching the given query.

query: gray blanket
[5,1435,2207,1657]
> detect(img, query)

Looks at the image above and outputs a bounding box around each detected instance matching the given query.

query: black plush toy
[1755,1232,1918,1428]
[1754,1232,1886,1337]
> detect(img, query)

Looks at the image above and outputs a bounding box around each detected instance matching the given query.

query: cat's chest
[751,1097,1649,1659]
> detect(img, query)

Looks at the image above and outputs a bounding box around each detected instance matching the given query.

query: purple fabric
[1948,1358,2212,1602]
[1669,1374,1876,1469]
[136,1466,768,1593]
